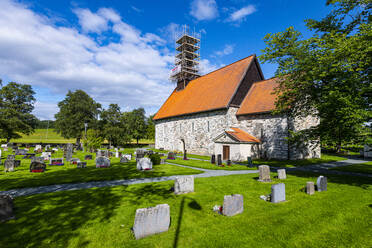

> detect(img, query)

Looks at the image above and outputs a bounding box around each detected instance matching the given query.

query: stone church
[153,55,320,161]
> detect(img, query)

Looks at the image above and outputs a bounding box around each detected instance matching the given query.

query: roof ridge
[194,54,256,79]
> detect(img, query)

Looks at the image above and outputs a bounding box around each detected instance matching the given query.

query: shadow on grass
[0,187,121,248]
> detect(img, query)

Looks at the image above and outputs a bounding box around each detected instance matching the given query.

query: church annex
[153,55,320,161]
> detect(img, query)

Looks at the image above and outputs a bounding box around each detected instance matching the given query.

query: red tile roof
[153,56,255,120]
[226,127,261,143]
[236,78,279,116]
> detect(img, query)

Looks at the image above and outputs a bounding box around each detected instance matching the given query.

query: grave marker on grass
[66,143,73,162]
[50,158,64,165]
[120,156,129,163]
[258,165,271,182]
[271,183,285,203]
[306,182,315,195]
[174,176,194,194]
[84,155,93,160]
[133,204,170,239]
[77,161,87,168]
[317,176,327,192]
[30,161,46,173]
[4,160,15,172]
[222,194,244,216]
[277,169,286,179]
[136,158,152,170]
[211,154,216,164]
[96,157,110,168]
[0,195,15,222]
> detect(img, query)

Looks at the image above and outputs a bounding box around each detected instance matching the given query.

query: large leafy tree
[127,108,147,144]
[147,114,155,140]
[259,0,371,152]
[55,90,101,145]
[100,104,124,146]
[0,81,38,142]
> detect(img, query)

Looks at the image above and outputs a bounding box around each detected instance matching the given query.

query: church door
[223,145,230,160]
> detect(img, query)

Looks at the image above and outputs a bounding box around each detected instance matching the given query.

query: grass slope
[0,148,201,191]
[1,171,371,247]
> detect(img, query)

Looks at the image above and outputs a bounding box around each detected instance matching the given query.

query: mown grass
[9,129,154,144]
[0,171,371,248]
[168,157,257,170]
[0,148,201,191]
[330,161,372,174]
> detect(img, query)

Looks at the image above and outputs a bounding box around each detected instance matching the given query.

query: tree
[259,0,371,152]
[83,129,104,151]
[127,108,147,144]
[100,104,123,146]
[0,81,38,142]
[146,114,155,140]
[55,90,101,145]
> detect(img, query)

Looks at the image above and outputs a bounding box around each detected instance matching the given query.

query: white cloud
[73,8,108,33]
[0,0,177,118]
[199,59,220,75]
[159,23,181,42]
[214,44,234,57]
[190,0,218,21]
[131,6,143,13]
[227,5,256,23]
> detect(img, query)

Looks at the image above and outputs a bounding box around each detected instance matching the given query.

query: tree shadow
[0,187,122,248]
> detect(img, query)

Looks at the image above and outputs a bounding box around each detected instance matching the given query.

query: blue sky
[0,0,332,120]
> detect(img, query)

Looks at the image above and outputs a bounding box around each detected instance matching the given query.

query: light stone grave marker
[317,176,327,192]
[174,176,194,194]
[123,154,132,160]
[222,194,244,216]
[258,165,271,182]
[160,158,165,165]
[96,156,110,168]
[137,158,152,170]
[133,204,170,239]
[277,169,286,179]
[0,195,14,222]
[271,183,285,203]
[120,156,129,163]
[306,182,315,195]
[66,143,73,162]
[4,160,15,172]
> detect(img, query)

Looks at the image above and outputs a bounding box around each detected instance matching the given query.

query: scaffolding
[170,25,201,89]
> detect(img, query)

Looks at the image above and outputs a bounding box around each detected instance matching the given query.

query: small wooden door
[223,145,230,160]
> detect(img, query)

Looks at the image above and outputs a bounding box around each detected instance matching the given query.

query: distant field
[10,129,154,144]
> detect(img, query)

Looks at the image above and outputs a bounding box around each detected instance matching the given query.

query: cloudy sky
[0,0,331,120]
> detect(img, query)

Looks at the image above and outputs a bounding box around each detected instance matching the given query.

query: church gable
[214,132,239,144]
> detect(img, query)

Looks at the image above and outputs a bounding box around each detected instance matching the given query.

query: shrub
[149,154,161,165]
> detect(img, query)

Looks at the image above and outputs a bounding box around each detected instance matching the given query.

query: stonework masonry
[155,107,320,160]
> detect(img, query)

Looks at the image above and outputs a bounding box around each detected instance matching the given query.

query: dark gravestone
[70,158,80,165]
[30,161,46,173]
[167,152,175,160]
[217,154,222,166]
[77,161,87,168]
[23,153,35,159]
[227,160,231,166]
[4,160,15,172]
[317,176,327,192]
[247,156,253,167]
[84,155,93,160]
[0,195,15,222]
[211,154,216,164]
[136,149,145,161]
[183,150,188,160]
[96,156,110,168]
[14,160,21,167]
[50,158,64,165]
[15,149,27,155]
[7,155,15,160]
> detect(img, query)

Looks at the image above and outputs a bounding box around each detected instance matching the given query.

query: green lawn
[0,148,201,191]
[1,171,371,247]
[330,161,372,174]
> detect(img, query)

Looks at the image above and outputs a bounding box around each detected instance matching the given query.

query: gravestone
[31,156,44,163]
[15,149,27,155]
[14,160,21,167]
[7,155,15,160]
[174,176,194,194]
[115,148,119,158]
[123,154,132,160]
[136,149,145,161]
[0,195,14,222]
[70,158,80,164]
[167,152,175,160]
[120,156,129,163]
[160,158,165,165]
[4,160,15,172]
[52,148,59,152]
[50,158,64,165]
[183,150,188,160]
[84,155,93,160]
[77,161,87,168]
[66,143,73,162]
[104,150,109,158]
[271,183,285,203]
[0,144,7,148]
[227,160,231,166]
[96,156,110,168]
[222,194,244,216]
[137,158,153,170]
[277,169,286,179]
[35,145,42,151]
[41,152,51,161]
[217,154,222,166]
[30,161,46,172]
[247,156,253,167]
[306,182,315,195]
[45,145,51,151]
[133,204,170,240]
[317,176,327,192]
[23,153,35,159]
[258,165,271,182]
[211,154,216,164]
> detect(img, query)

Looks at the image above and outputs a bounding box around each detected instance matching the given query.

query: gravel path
[1,158,370,198]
